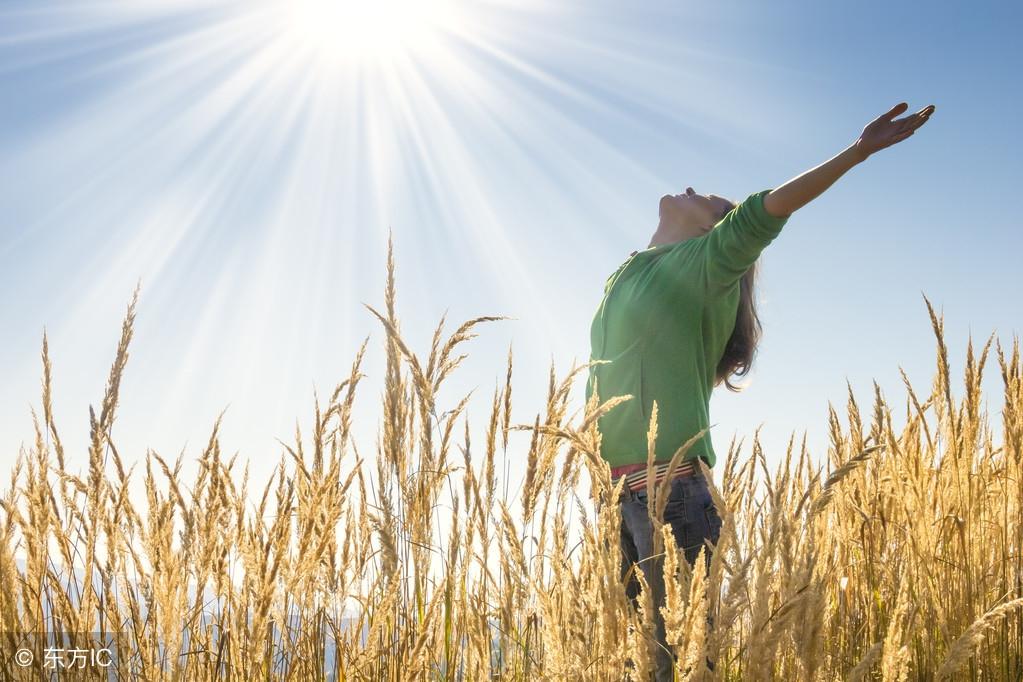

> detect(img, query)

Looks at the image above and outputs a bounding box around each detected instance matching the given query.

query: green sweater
[585,189,789,469]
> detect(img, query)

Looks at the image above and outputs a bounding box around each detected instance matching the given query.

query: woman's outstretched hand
[854,102,935,160]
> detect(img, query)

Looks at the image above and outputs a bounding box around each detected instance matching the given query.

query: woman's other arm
[763,102,935,218]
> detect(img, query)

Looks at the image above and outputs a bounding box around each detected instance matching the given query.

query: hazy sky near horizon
[1,0,1020,501]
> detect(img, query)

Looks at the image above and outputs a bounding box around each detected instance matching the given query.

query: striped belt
[610,459,698,494]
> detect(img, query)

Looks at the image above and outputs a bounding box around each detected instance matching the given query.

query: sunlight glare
[283,0,462,64]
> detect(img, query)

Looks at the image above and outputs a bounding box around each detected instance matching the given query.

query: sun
[280,0,463,65]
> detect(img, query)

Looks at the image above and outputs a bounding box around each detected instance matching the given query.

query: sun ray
[0,0,784,474]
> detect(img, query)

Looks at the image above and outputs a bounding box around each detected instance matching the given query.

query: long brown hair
[713,199,762,392]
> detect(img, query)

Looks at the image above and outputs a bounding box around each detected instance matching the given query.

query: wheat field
[1,238,1021,680]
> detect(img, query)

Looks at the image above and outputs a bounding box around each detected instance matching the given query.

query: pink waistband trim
[610,459,698,493]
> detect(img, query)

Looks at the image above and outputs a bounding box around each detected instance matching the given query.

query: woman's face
[659,187,734,235]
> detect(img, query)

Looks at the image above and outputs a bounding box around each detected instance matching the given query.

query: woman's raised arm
[763,102,935,218]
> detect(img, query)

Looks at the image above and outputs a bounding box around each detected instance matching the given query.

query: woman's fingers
[883,103,934,131]
[880,102,909,120]
[887,129,915,148]
[912,105,935,129]
[858,102,932,154]
[894,106,934,133]
[898,115,923,132]
[907,111,933,131]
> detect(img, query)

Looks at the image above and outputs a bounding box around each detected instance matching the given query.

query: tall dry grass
[1,236,1021,680]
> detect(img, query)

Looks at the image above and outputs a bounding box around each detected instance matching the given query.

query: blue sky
[1,0,1020,499]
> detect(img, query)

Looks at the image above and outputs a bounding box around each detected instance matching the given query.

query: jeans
[616,473,722,681]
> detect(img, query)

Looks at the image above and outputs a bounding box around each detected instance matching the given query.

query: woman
[585,101,935,679]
